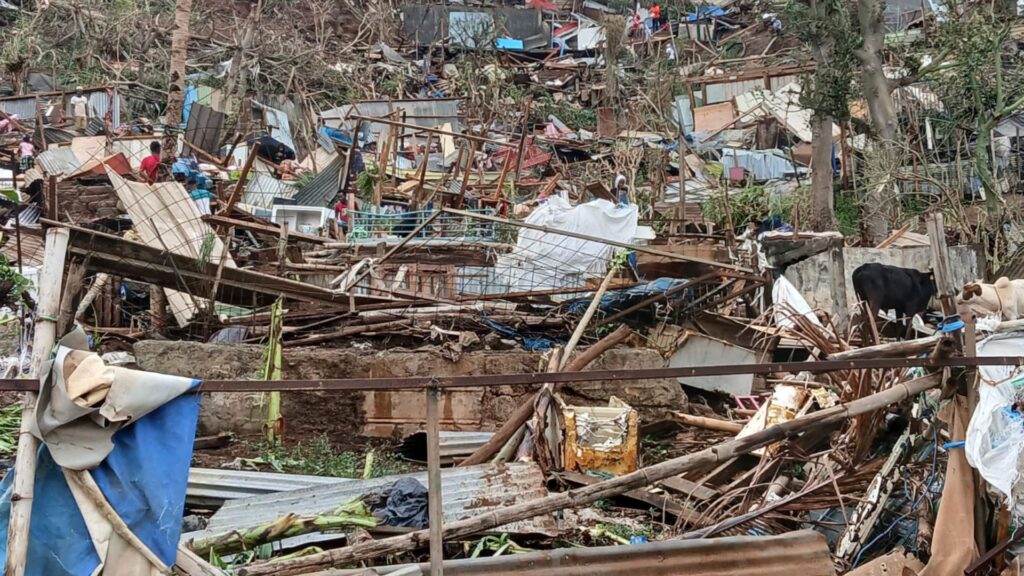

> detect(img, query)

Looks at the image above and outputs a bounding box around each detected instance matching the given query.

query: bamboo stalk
[65,470,171,572]
[6,227,69,576]
[189,503,376,558]
[236,372,943,576]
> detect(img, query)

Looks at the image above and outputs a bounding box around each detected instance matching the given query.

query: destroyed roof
[185,462,558,540]
[326,530,835,576]
[291,154,342,207]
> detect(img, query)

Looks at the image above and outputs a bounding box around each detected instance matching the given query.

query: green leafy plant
[236,434,411,479]
[0,256,31,306]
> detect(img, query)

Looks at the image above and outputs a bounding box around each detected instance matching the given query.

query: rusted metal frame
[0,356,1018,395]
[189,356,1024,393]
[440,208,751,272]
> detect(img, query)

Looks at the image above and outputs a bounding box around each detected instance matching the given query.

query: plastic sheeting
[373,478,429,529]
[0,388,200,575]
[966,334,1024,510]
[772,276,821,329]
[494,197,638,292]
[565,277,690,317]
[720,148,807,181]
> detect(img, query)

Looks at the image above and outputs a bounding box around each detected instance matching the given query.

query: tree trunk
[857,0,898,245]
[162,0,192,163]
[975,114,1000,216]
[809,113,837,231]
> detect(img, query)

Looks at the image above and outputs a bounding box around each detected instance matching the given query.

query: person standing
[140,141,161,184]
[18,135,35,171]
[69,87,90,131]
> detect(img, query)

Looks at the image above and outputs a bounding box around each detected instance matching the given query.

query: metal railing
[347,208,498,242]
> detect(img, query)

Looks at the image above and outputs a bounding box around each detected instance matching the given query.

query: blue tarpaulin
[0,386,201,575]
[686,6,726,21]
[482,318,560,351]
[565,278,692,317]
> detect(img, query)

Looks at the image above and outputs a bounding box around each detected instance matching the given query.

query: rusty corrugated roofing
[324,530,835,576]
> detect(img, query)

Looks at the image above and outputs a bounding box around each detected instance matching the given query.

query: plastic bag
[965,334,1024,505]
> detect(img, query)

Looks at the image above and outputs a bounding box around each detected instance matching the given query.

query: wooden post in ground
[926,212,957,319]
[5,226,70,576]
[827,238,849,333]
[426,383,444,576]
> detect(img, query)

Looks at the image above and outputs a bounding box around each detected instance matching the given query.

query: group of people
[5,86,93,174]
[630,2,669,37]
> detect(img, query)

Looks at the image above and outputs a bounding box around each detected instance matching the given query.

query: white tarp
[107,169,235,326]
[966,334,1024,513]
[772,276,820,329]
[494,197,638,292]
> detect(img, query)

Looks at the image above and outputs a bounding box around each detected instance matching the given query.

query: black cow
[852,263,936,338]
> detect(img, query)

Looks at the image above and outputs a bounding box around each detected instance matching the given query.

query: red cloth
[651,4,661,19]
[140,154,160,184]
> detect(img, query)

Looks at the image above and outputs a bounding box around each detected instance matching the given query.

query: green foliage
[0,403,21,456]
[534,95,598,130]
[834,191,860,237]
[784,0,861,120]
[237,434,411,479]
[356,165,379,200]
[470,534,534,558]
[0,256,31,304]
[701,184,795,228]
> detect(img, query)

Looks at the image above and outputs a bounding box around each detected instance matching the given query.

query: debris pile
[0,0,1022,574]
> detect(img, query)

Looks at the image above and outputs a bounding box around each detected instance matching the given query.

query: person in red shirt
[140,141,161,184]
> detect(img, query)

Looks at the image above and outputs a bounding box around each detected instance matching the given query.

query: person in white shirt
[69,87,89,130]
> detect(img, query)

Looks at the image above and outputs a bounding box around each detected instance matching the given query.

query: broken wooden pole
[426,383,444,576]
[6,227,69,576]
[824,334,945,361]
[236,371,943,576]
[671,412,745,434]
[219,143,259,217]
[458,323,631,468]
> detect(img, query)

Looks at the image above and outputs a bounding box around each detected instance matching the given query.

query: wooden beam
[201,214,327,245]
[37,219,404,309]
[219,143,259,216]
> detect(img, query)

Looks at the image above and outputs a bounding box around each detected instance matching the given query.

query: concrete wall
[784,245,984,315]
[133,342,686,437]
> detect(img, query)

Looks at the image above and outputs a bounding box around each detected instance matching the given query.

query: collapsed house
[0,1,1019,575]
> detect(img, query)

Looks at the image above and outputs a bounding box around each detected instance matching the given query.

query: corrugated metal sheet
[292,155,342,207]
[35,147,82,177]
[397,431,494,464]
[0,97,37,119]
[190,462,557,539]
[184,103,226,156]
[243,173,299,209]
[705,79,764,104]
[325,530,835,575]
[321,99,463,137]
[187,467,341,505]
